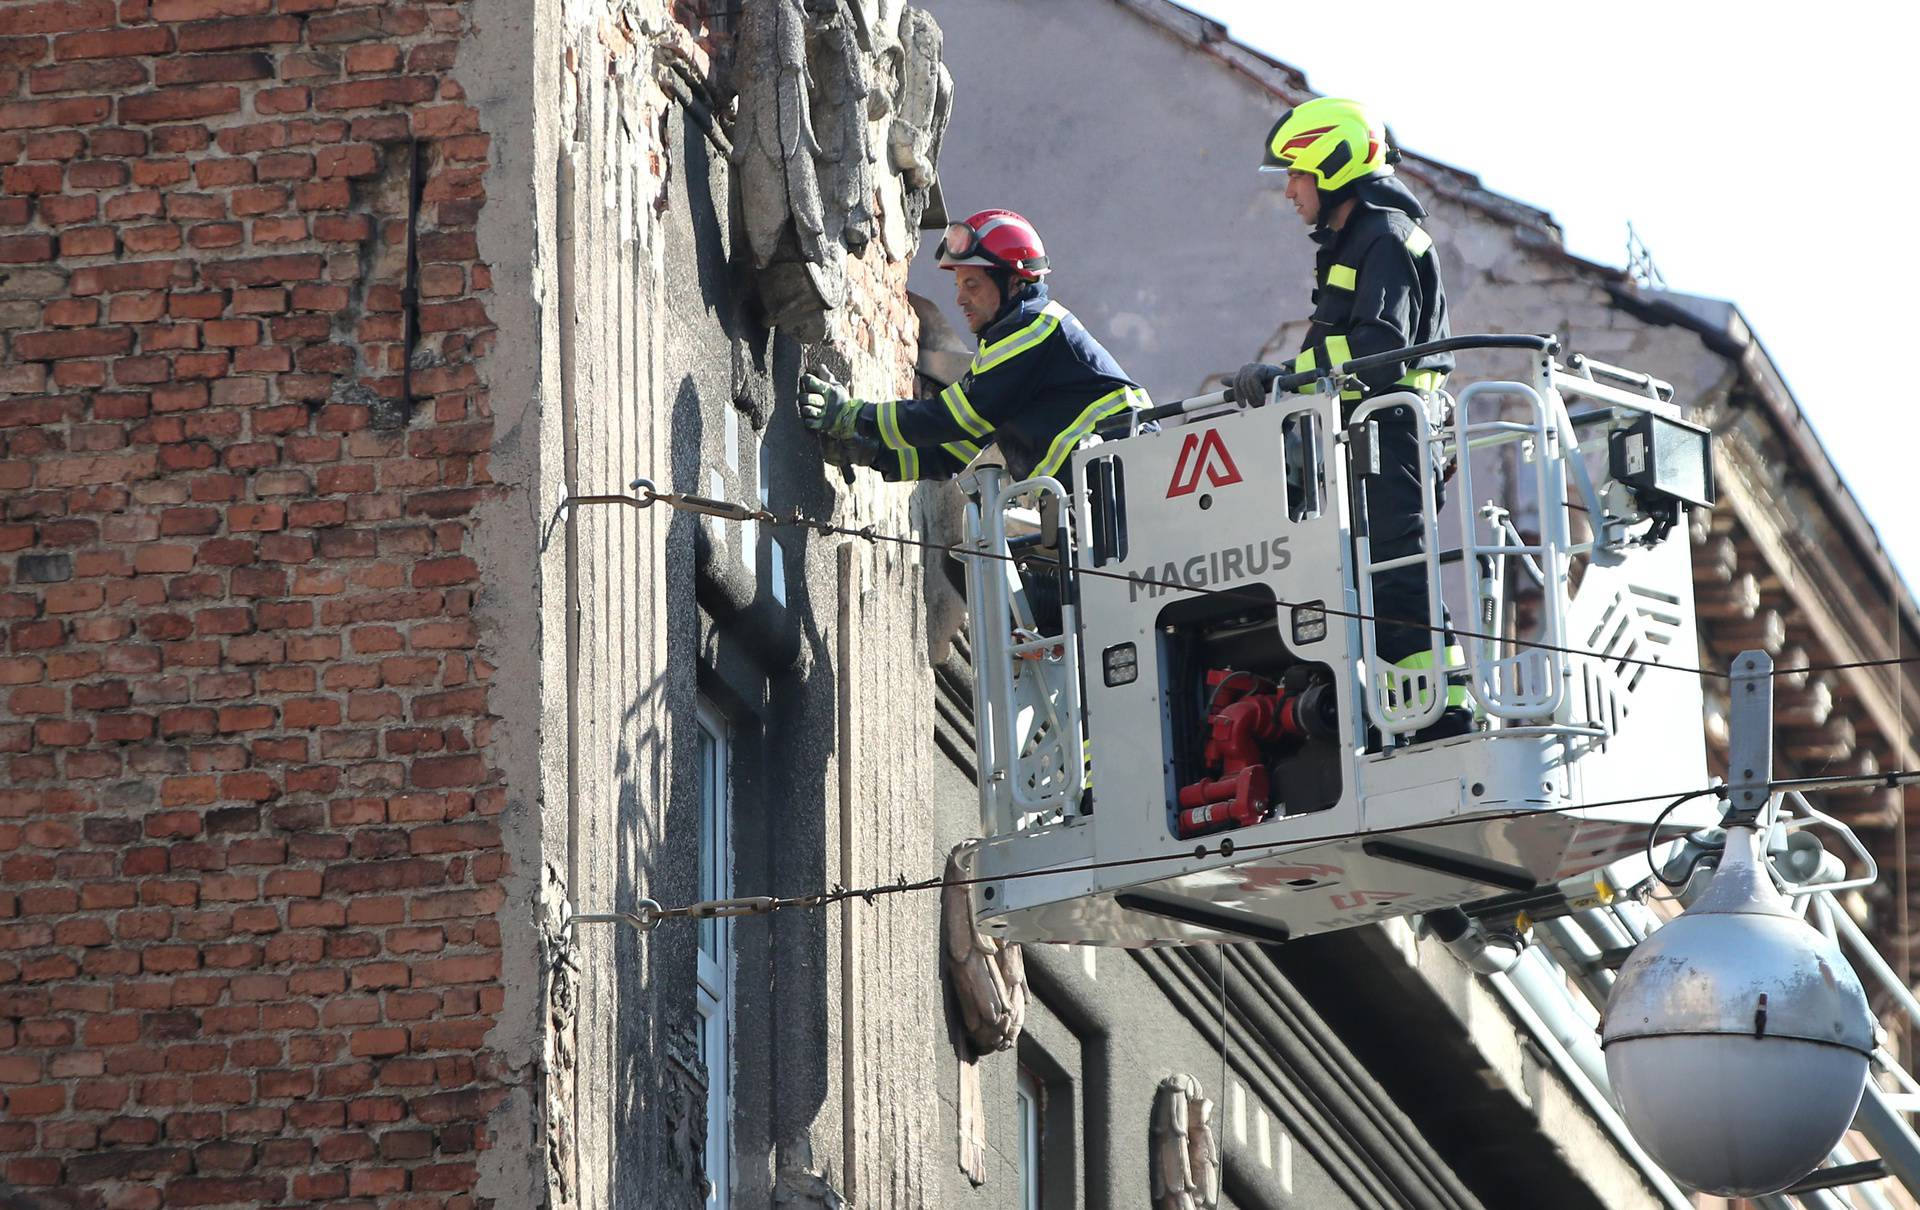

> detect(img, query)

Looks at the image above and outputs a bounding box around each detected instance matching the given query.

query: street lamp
[1601,651,1874,1196]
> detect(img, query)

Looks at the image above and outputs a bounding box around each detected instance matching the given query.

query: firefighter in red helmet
[801,209,1147,486]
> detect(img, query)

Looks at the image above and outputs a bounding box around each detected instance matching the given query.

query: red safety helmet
[936,209,1051,280]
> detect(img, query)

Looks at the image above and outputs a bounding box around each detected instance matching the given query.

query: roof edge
[1109,0,1565,244]
[1610,282,1920,640]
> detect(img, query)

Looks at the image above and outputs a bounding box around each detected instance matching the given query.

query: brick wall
[0,0,512,1204]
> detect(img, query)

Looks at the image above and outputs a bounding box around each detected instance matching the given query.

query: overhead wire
[1215,951,1231,1111]
[568,773,1920,935]
[573,481,1920,686]
[559,483,1919,933]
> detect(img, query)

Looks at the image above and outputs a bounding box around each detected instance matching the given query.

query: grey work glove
[800,371,863,439]
[1232,361,1283,407]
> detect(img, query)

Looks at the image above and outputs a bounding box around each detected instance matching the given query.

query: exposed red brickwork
[0,0,506,1204]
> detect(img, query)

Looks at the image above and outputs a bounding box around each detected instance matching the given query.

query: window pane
[1016,1068,1042,1209]
[697,723,720,959]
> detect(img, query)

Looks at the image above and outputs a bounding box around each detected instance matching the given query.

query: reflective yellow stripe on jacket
[1296,340,1364,401]
[874,400,911,451]
[1393,645,1469,708]
[941,381,992,439]
[973,300,1067,373]
[1298,348,1445,400]
[1323,335,1362,401]
[1034,385,1149,480]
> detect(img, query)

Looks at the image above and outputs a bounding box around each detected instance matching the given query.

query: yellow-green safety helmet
[1261,97,1391,192]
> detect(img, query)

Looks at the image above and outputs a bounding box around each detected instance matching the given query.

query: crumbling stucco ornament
[941,846,1026,1055]
[806,11,878,255]
[874,7,950,260]
[1150,1074,1221,1210]
[544,951,578,1203]
[887,9,948,199]
[732,0,841,340]
[543,862,578,1205]
[731,0,949,338]
[663,1025,709,1189]
[772,1140,849,1208]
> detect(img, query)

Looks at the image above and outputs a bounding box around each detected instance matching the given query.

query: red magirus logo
[1166,428,1243,498]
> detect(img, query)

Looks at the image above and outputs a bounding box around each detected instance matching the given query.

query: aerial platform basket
[953,335,1721,946]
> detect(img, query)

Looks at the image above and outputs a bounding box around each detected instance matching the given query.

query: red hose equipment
[1176,670,1316,837]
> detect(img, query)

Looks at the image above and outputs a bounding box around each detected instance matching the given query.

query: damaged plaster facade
[530,2,968,1206]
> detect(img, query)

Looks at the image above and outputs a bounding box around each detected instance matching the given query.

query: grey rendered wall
[544,9,957,1206]
[911,0,1306,400]
[469,0,558,1205]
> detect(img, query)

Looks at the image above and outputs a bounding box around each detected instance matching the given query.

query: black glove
[820,432,879,469]
[1232,361,1283,407]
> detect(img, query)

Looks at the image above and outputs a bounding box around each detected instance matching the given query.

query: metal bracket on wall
[563,903,663,935]
[375,138,427,431]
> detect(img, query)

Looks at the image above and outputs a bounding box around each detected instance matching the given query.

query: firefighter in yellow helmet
[1234,97,1467,737]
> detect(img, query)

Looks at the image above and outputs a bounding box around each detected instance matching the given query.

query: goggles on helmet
[936,220,1013,271]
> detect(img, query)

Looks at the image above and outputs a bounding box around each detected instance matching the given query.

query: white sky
[1186,0,1920,591]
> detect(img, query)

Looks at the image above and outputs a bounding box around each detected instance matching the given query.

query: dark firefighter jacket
[1286,174,1452,403]
[853,282,1148,484]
